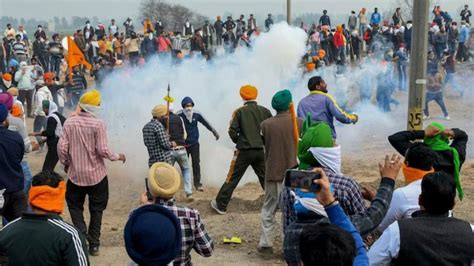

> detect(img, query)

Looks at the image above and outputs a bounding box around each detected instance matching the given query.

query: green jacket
[228,101,272,150]
[0,213,89,266]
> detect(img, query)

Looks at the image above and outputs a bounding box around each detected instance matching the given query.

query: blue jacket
[459,26,469,43]
[297,91,357,139]
[326,203,369,266]
[370,13,381,25]
[0,127,25,193]
[176,110,216,146]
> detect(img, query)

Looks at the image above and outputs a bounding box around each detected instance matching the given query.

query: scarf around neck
[402,162,434,185]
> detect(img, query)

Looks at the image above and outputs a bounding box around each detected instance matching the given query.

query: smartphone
[285,169,322,192]
[144,178,153,201]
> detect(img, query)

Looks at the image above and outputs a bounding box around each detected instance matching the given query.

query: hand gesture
[31,142,40,151]
[379,154,402,181]
[214,132,220,141]
[441,129,455,139]
[140,191,153,205]
[424,126,440,138]
[312,168,336,206]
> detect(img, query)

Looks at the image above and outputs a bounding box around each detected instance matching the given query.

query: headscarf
[42,100,58,117]
[424,122,463,200]
[29,181,66,213]
[271,90,299,146]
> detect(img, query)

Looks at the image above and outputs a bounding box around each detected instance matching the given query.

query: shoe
[210,200,226,215]
[423,115,430,120]
[196,186,204,192]
[257,246,274,255]
[186,194,194,202]
[89,246,99,256]
[445,116,451,120]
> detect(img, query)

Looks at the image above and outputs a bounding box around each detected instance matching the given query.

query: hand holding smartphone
[285,169,322,192]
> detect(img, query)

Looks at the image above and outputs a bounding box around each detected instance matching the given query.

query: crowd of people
[0,4,473,266]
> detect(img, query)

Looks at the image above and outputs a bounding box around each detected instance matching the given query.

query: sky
[0,0,468,22]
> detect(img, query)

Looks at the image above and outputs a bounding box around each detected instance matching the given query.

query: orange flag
[67,36,92,72]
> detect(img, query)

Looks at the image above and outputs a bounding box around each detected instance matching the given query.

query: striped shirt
[58,111,119,186]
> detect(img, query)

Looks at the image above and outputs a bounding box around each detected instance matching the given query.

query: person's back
[0,212,88,266]
[229,97,272,150]
[167,112,186,146]
[0,118,24,195]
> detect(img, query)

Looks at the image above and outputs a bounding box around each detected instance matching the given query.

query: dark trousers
[216,32,223,46]
[215,149,265,211]
[0,55,5,73]
[66,177,109,248]
[0,190,27,222]
[186,143,201,188]
[42,140,59,172]
[424,91,449,117]
[18,89,34,117]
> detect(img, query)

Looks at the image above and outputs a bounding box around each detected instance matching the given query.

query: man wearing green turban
[389,122,468,200]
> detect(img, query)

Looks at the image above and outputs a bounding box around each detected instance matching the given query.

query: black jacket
[162,113,187,146]
[388,129,468,177]
[41,112,66,147]
[0,127,24,193]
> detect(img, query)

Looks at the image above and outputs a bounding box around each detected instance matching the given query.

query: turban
[79,89,101,106]
[29,181,66,213]
[2,73,12,81]
[0,92,13,110]
[239,85,258,100]
[271,90,292,112]
[306,63,316,72]
[151,105,168,118]
[298,122,333,169]
[7,87,18,97]
[148,162,181,198]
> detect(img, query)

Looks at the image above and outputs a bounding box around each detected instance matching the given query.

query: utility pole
[407,0,429,131]
[287,0,292,25]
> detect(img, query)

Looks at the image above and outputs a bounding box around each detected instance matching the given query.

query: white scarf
[79,103,100,116]
[293,190,328,217]
[184,107,193,123]
[308,145,342,175]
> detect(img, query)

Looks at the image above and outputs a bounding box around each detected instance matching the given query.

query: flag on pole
[66,36,92,77]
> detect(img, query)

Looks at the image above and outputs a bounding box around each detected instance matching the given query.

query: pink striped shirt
[58,112,119,186]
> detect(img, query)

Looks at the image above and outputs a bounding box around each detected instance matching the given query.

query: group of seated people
[0,120,472,265]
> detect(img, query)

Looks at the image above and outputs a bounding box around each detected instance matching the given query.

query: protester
[32,79,53,147]
[389,123,468,200]
[12,34,28,63]
[284,151,401,266]
[0,103,27,222]
[393,44,408,91]
[65,65,87,108]
[161,107,193,200]
[319,10,331,28]
[368,172,474,265]
[177,97,219,191]
[48,34,63,77]
[211,85,272,215]
[58,90,126,256]
[124,204,181,266]
[143,104,175,167]
[460,4,472,24]
[214,16,224,46]
[370,8,382,26]
[298,169,369,266]
[141,162,214,264]
[423,60,450,120]
[257,90,300,254]
[297,76,358,139]
[0,171,89,265]
[4,24,16,41]
[1,73,12,92]
[265,14,273,31]
[15,61,35,118]
[33,24,47,40]
[124,32,140,66]
[30,100,66,172]
[456,21,470,62]
[378,143,435,231]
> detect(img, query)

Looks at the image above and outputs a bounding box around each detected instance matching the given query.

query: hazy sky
[0,0,468,22]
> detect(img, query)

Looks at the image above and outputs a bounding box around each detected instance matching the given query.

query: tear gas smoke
[98,22,473,188]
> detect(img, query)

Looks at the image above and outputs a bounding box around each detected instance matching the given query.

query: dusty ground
[23,65,474,265]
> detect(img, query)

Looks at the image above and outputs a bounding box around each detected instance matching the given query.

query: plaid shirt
[156,198,214,266]
[142,119,173,167]
[282,177,396,266]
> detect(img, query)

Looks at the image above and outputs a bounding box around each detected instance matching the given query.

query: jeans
[49,56,61,77]
[66,177,109,248]
[398,64,407,91]
[21,160,33,196]
[424,91,449,117]
[170,148,192,195]
[70,90,84,108]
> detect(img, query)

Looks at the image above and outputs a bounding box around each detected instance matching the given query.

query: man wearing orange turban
[0,172,89,264]
[211,85,272,215]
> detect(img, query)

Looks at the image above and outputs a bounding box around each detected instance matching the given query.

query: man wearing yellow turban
[58,89,126,256]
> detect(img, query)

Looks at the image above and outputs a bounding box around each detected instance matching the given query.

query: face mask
[186,22,190,27]
[185,106,193,112]
[3,80,11,88]
[86,23,90,28]
[54,81,60,85]
[38,27,42,31]
[452,26,457,29]
[148,34,153,40]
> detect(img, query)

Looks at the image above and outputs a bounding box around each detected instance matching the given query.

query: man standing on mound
[211,85,272,215]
